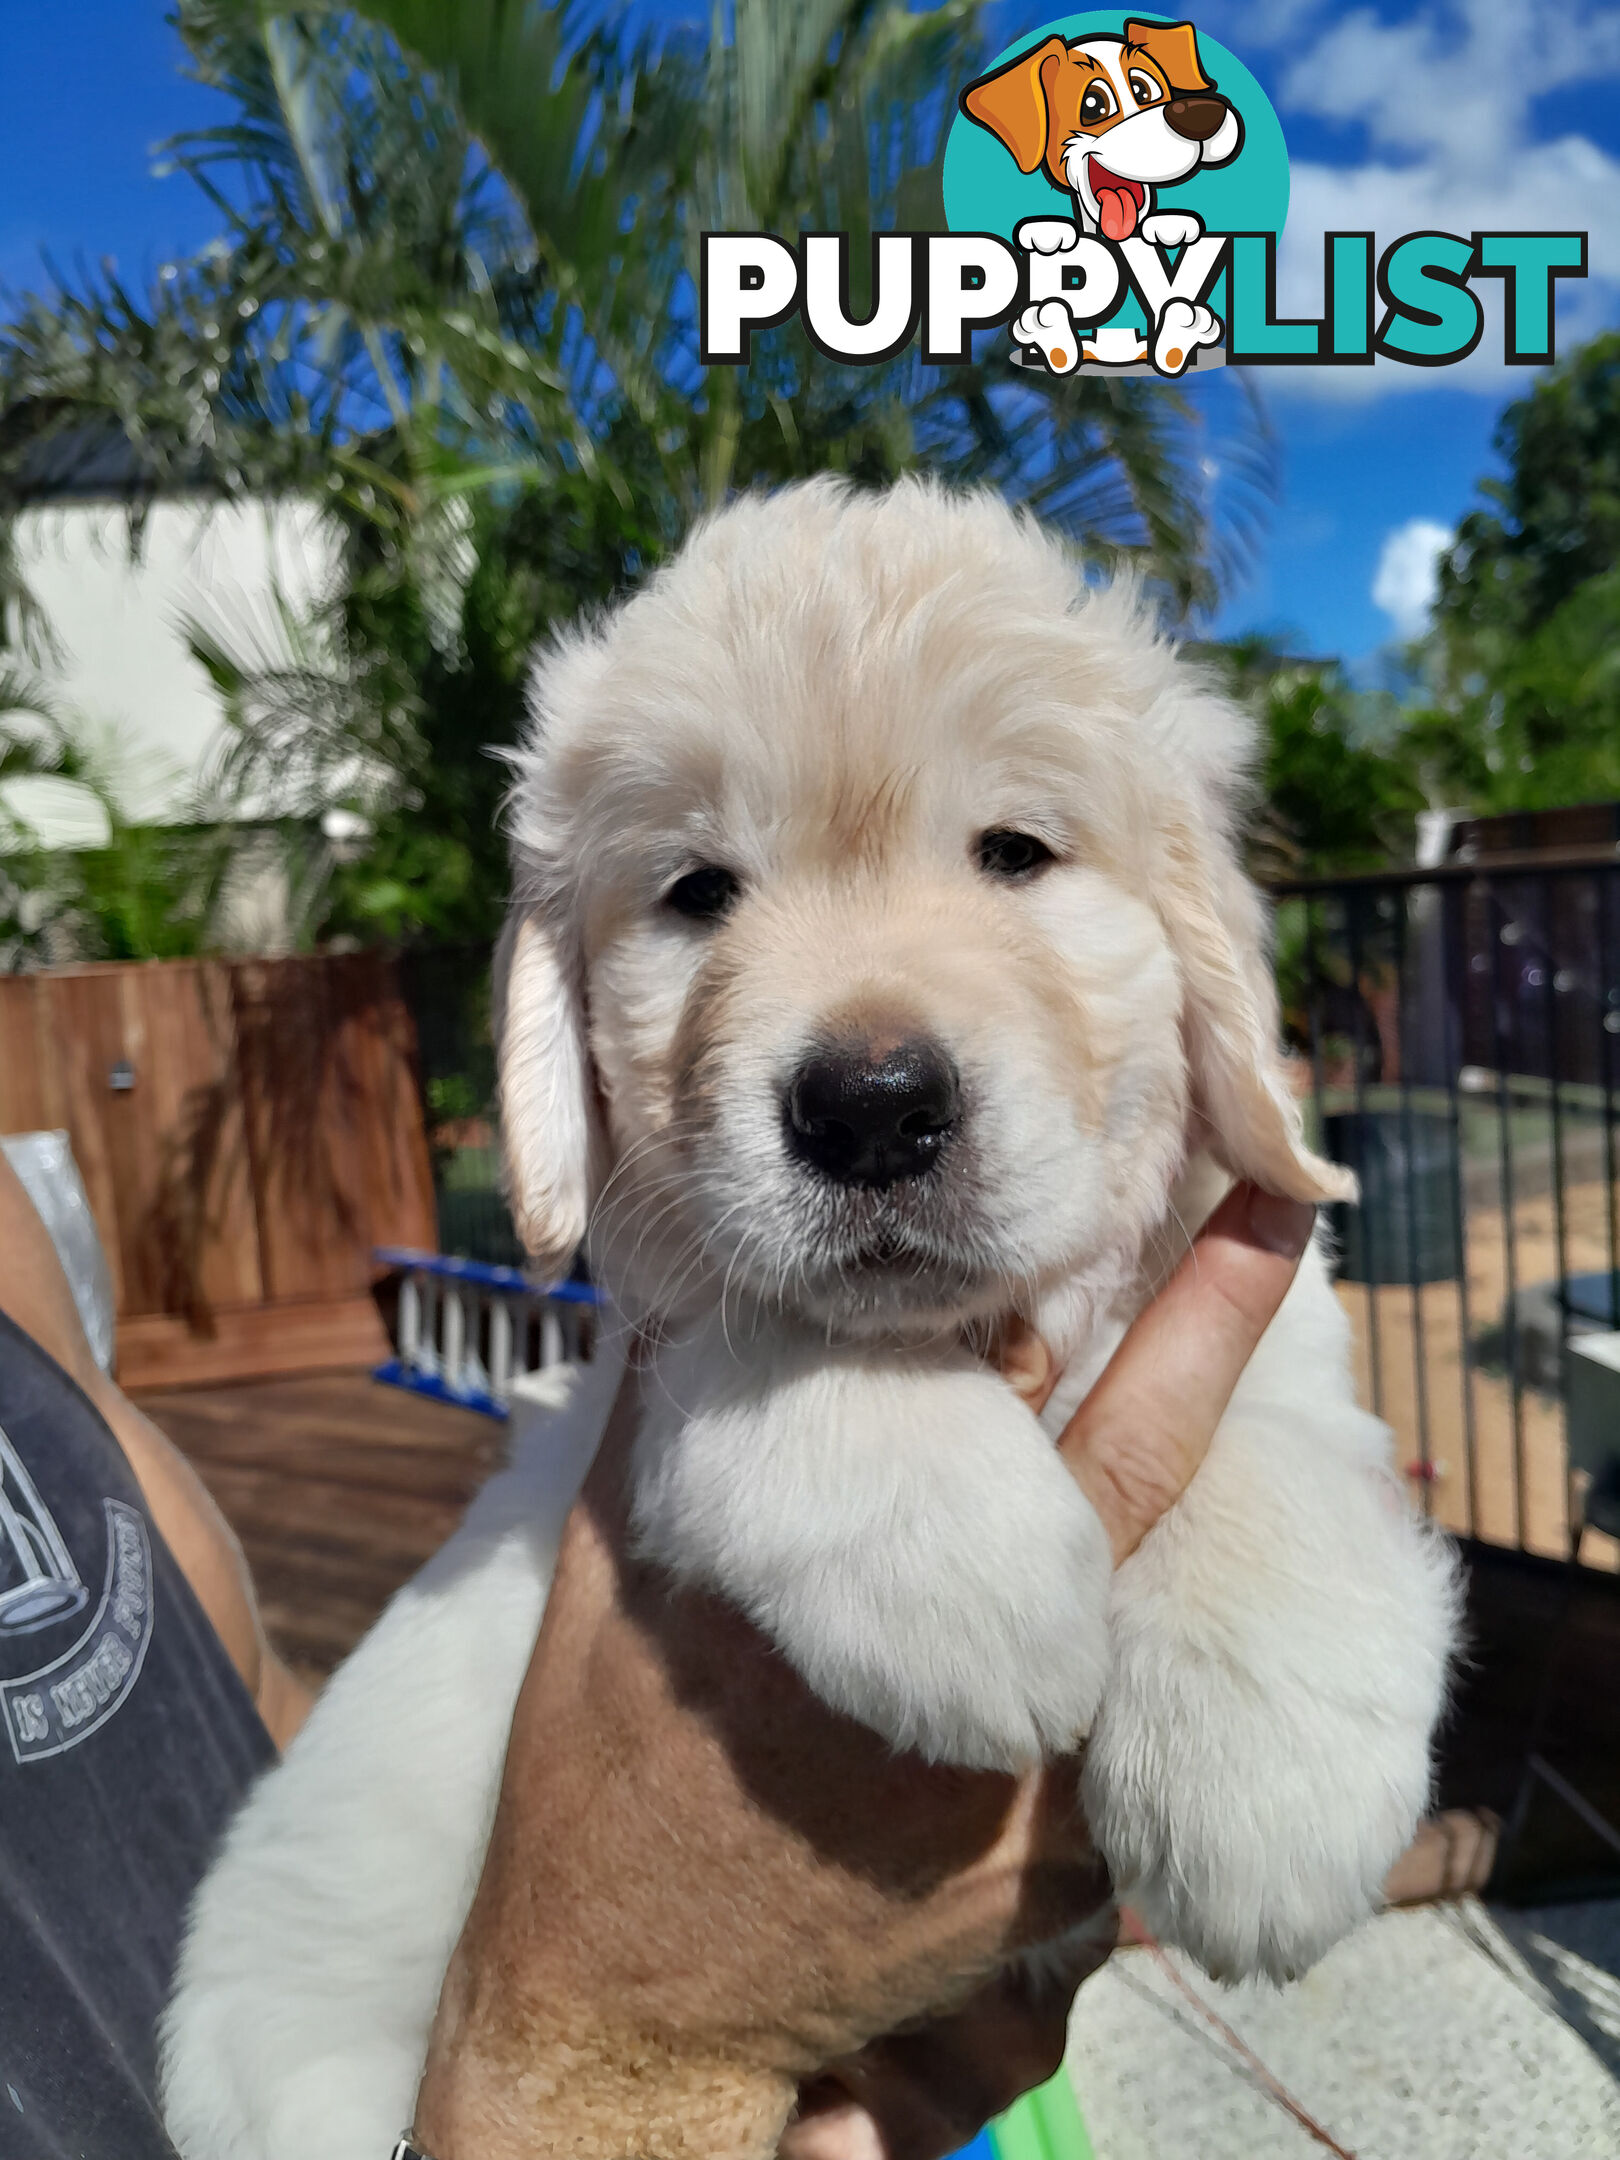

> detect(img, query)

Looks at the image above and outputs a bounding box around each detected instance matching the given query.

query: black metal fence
[1271,852,1620,1572]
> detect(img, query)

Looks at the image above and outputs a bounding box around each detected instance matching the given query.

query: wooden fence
[0,951,437,1388]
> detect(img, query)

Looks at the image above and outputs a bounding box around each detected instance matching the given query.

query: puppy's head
[961,20,1242,240]
[499,479,1346,1337]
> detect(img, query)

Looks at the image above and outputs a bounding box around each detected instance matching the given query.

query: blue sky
[3,1,1616,666]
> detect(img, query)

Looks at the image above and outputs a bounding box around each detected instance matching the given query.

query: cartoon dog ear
[1124,17,1214,94]
[1159,816,1355,1206]
[493,905,604,1281]
[960,34,1071,175]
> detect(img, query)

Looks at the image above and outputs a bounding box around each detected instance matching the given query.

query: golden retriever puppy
[162,480,1455,2160]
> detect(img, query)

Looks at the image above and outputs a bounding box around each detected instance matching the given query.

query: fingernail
[1243,1185,1316,1258]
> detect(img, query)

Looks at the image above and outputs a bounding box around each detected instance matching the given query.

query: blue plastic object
[371,1248,601,1418]
[371,1355,508,1420]
[372,1246,601,1302]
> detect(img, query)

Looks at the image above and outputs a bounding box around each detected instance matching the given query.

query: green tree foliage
[1416,332,1620,809]
[0,2,1271,952]
[0,681,246,964]
[1208,637,1423,879]
[1442,331,1620,628]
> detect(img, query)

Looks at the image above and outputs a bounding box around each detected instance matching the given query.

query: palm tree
[0,0,1272,946]
[244,0,1266,598]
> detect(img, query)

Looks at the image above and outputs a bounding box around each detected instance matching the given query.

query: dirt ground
[1338,1175,1620,1571]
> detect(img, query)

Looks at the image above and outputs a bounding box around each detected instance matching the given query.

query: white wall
[3,496,336,843]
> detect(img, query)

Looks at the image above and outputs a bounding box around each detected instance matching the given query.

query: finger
[785,2049,1007,2160]
[777,2087,886,2160]
[1057,1182,1314,1562]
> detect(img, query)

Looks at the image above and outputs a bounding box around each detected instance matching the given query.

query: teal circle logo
[942,14,1289,367]
[944,13,1288,245]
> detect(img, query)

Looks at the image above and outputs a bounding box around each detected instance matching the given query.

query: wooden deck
[137,1369,501,1686]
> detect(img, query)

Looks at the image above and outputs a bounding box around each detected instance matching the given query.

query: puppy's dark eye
[665,865,741,921]
[1079,83,1116,126]
[977,829,1057,881]
[1128,70,1162,106]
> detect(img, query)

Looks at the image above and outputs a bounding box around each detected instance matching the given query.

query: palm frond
[0,0,1274,950]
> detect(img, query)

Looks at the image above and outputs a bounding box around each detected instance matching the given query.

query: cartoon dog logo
[961,17,1243,245]
[960,16,1242,376]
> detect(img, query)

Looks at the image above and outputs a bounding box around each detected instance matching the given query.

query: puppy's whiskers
[655,1198,756,1320]
[586,1122,689,1236]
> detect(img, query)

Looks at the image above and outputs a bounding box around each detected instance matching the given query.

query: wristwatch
[391,2137,436,2160]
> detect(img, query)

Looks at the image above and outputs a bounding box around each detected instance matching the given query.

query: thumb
[1057,1181,1315,1563]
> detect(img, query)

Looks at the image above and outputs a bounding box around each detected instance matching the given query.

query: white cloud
[1280,0,1620,170]
[1372,517,1452,639]
[1207,0,1620,399]
[1267,136,1620,400]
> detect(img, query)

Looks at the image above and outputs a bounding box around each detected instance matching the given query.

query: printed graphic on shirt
[0,1498,154,1765]
[0,1425,90,1636]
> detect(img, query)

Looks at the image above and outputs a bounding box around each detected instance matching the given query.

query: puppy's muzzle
[1165,96,1228,142]
[786,1037,960,1188]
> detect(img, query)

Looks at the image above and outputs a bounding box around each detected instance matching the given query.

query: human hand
[776,1181,1318,2159]
[412,1182,1314,2160]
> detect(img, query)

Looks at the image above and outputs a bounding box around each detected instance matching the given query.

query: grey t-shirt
[0,1306,273,2157]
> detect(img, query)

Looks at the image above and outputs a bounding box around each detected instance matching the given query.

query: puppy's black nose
[786,1039,960,1187]
[1164,95,1228,142]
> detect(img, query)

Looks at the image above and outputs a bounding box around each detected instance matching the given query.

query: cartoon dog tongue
[1089,163,1141,241]
[1096,185,1138,241]
[1097,185,1131,238]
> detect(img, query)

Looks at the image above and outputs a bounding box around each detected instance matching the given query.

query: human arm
[0,1150,313,1748]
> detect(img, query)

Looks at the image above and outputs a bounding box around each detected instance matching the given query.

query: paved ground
[1339,1178,1620,1570]
[1066,1898,1620,2158]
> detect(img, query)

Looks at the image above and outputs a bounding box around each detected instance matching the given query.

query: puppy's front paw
[634,1353,1112,1771]
[790,1440,1113,1769]
[1084,1489,1457,1981]
[790,1468,1114,1771]
[1085,1673,1431,1982]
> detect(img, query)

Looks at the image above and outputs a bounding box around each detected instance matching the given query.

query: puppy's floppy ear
[1160,816,1355,1206]
[1124,18,1214,94]
[493,905,604,1280]
[960,35,1070,174]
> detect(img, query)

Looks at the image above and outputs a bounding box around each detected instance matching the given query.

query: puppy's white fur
[636,1315,1112,1766]
[162,481,1456,2160]
[160,1353,622,2160]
